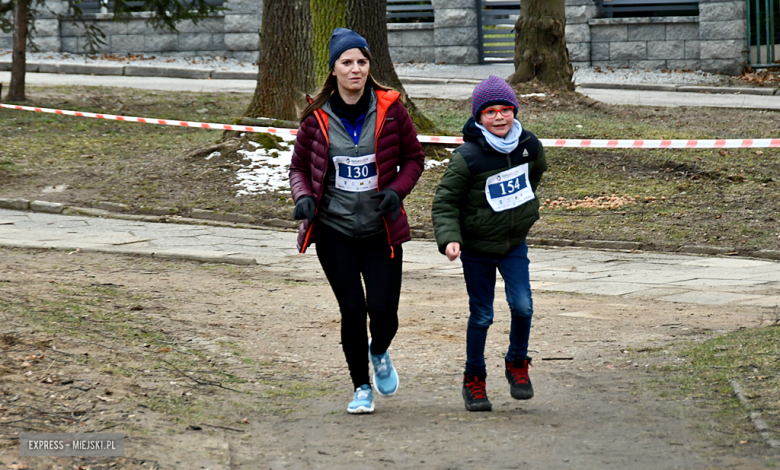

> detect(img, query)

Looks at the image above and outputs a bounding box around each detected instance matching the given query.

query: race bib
[485,164,535,212]
[333,154,378,192]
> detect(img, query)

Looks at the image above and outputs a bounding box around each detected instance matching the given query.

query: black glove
[371,188,401,221]
[293,196,316,223]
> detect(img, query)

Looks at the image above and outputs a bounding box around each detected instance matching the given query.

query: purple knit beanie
[471,75,519,120]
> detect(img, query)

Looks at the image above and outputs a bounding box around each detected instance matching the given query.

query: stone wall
[0,0,68,53]
[388,23,435,63]
[565,0,746,74]
[588,17,702,70]
[0,0,262,62]
[1,0,749,73]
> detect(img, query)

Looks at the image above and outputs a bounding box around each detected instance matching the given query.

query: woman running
[289,28,424,414]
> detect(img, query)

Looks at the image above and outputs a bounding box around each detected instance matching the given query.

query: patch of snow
[233,147,293,196]
[425,158,449,170]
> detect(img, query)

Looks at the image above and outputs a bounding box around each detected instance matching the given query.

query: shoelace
[508,362,530,384]
[466,379,487,400]
[356,388,371,400]
[374,355,389,377]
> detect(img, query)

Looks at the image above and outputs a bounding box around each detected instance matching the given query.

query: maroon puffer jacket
[289,89,425,255]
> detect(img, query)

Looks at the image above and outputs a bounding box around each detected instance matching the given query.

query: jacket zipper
[506,153,514,252]
[373,92,397,258]
[505,136,530,252]
[354,140,361,237]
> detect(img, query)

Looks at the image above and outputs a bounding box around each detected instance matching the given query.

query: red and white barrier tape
[0,102,299,137]
[3,103,779,148]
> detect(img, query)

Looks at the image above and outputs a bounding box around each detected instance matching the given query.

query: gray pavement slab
[2,207,777,309]
[578,87,780,110]
[741,295,780,307]
[0,71,257,94]
[657,291,764,305]
[395,64,515,81]
[8,71,780,110]
[536,281,654,296]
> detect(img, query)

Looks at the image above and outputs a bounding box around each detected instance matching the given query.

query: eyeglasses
[481,106,515,119]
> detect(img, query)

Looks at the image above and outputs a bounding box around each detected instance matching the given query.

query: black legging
[315,222,403,388]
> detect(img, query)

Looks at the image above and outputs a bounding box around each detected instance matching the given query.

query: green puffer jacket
[431,118,547,257]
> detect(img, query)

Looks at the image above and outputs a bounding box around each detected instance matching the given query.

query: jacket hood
[462,117,527,155]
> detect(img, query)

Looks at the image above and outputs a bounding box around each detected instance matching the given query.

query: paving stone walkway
[1,208,778,309]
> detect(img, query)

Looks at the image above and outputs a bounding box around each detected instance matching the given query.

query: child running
[431,75,547,412]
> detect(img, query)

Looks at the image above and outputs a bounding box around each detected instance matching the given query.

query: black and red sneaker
[462,374,492,412]
[505,357,534,400]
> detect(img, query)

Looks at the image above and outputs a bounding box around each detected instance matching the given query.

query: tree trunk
[245,0,438,132]
[508,0,573,91]
[244,0,314,120]
[8,0,29,102]
[346,0,437,133]
[310,0,347,84]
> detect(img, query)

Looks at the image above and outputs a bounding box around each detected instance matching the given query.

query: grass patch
[410,96,780,253]
[648,321,780,447]
[0,277,250,425]
[0,85,778,254]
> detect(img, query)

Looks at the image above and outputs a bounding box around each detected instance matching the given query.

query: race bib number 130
[485,163,535,212]
[333,154,378,192]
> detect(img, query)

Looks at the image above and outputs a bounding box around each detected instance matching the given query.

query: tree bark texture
[346,0,437,133]
[245,0,437,132]
[8,0,29,102]
[310,0,346,84]
[244,0,314,120]
[508,0,573,91]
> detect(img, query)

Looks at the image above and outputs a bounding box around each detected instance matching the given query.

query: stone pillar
[697,0,747,74]
[222,0,262,62]
[432,0,478,64]
[565,0,598,69]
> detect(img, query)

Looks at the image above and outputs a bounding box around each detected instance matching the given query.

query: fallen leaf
[157,348,171,353]
[241,418,250,424]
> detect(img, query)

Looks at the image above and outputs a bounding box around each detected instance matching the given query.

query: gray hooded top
[317,89,386,238]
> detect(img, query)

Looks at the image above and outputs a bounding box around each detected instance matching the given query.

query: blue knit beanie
[328,28,370,71]
[471,75,519,120]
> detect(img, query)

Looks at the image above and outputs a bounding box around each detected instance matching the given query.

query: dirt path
[0,248,773,469]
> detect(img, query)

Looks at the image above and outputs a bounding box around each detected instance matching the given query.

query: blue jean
[461,241,533,377]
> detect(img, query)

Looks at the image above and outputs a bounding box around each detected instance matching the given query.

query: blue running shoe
[347,384,374,414]
[369,339,399,396]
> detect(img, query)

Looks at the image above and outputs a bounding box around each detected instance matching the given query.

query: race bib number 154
[484,163,535,212]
